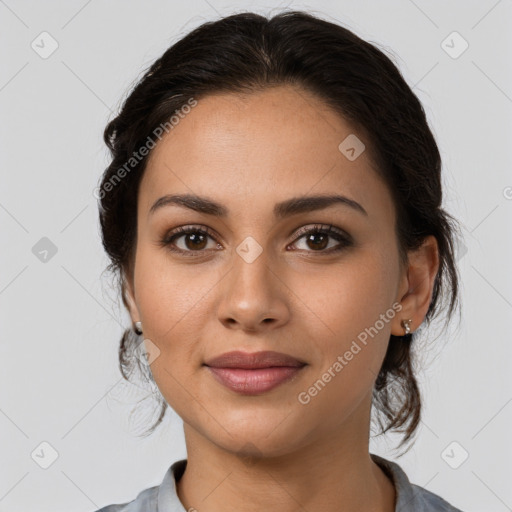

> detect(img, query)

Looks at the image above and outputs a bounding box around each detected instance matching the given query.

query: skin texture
[124,85,439,512]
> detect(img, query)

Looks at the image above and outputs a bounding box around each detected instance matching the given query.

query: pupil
[187,233,206,250]
[308,233,328,250]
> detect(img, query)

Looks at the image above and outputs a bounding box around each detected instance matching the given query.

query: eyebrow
[149,193,368,219]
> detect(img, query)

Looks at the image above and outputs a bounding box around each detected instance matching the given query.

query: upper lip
[204,350,307,369]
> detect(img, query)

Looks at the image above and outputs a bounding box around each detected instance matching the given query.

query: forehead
[139,85,394,225]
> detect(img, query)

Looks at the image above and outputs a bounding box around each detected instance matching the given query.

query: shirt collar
[157,459,187,511]
[157,454,426,512]
[370,453,428,511]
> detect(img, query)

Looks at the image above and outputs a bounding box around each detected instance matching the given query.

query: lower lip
[205,366,305,395]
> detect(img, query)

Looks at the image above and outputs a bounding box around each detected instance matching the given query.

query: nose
[217,247,291,333]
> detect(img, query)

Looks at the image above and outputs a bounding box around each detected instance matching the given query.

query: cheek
[132,246,219,408]
[134,243,214,338]
[297,248,398,341]
[295,249,399,394]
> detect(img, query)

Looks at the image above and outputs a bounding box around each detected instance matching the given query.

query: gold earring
[401,319,412,335]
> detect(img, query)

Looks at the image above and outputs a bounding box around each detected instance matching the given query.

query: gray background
[1,1,511,511]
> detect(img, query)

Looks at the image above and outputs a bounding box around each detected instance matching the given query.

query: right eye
[160,225,222,256]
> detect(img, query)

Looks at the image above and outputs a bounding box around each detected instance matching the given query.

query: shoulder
[370,453,465,512]
[409,482,465,511]
[90,459,187,512]
[91,484,159,512]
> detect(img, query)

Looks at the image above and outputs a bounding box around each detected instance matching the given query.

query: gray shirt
[93,453,464,511]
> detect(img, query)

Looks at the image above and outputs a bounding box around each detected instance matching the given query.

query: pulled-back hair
[97,10,461,453]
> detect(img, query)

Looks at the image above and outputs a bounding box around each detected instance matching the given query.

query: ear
[123,271,141,327]
[391,235,440,336]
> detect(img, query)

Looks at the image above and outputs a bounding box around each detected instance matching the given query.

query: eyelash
[159,224,353,257]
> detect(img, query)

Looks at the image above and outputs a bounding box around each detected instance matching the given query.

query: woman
[94,10,463,512]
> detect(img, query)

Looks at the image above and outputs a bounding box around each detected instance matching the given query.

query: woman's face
[125,85,411,457]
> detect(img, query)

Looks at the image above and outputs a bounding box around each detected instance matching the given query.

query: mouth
[204,350,307,369]
[203,350,307,395]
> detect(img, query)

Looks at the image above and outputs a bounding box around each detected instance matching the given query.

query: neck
[175,407,396,512]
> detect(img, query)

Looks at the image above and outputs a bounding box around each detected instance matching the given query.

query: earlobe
[391,236,440,337]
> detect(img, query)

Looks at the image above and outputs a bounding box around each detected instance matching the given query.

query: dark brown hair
[97,10,461,453]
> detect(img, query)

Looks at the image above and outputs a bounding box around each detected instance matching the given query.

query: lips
[204,350,306,369]
[203,350,307,395]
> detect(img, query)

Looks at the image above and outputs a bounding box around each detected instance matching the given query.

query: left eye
[289,224,353,253]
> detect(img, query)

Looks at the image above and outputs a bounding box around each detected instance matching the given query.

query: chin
[206,419,307,460]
